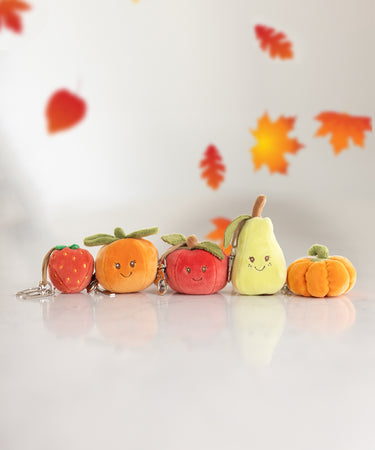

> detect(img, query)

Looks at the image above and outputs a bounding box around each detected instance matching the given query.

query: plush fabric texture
[287,246,356,298]
[95,238,158,293]
[223,214,251,249]
[161,234,187,246]
[231,217,287,295]
[84,227,159,247]
[48,247,94,294]
[165,248,228,295]
[161,234,225,260]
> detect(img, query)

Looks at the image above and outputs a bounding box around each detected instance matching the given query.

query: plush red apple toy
[156,234,228,295]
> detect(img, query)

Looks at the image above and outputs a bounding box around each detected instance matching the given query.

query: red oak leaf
[206,217,232,256]
[254,24,293,60]
[46,89,87,134]
[315,112,372,154]
[199,145,226,190]
[0,0,31,33]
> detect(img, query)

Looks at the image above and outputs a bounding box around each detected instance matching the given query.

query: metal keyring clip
[94,285,116,298]
[157,278,167,296]
[16,281,55,300]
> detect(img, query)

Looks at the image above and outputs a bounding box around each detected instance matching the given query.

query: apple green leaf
[195,241,225,260]
[161,233,187,246]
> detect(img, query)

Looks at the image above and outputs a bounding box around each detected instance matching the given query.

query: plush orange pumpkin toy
[84,227,159,294]
[287,244,356,297]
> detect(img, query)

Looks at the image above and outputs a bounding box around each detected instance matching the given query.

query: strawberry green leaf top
[55,244,80,250]
[84,227,159,247]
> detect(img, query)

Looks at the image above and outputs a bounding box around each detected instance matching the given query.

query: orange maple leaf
[315,112,372,155]
[254,24,293,60]
[206,217,232,256]
[250,113,304,174]
[199,145,226,190]
[46,89,87,134]
[0,0,31,34]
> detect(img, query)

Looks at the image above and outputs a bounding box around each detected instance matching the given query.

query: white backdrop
[0,0,374,289]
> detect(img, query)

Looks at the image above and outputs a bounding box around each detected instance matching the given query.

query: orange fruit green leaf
[254,24,293,60]
[250,113,304,174]
[0,0,31,34]
[46,89,87,134]
[206,217,232,256]
[315,112,372,155]
[199,145,226,190]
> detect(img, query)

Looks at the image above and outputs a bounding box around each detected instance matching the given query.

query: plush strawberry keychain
[155,234,228,295]
[16,244,94,299]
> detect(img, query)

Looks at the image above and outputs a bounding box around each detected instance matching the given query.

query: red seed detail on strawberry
[48,246,94,294]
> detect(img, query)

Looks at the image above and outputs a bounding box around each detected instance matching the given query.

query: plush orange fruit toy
[84,227,159,293]
[287,244,356,297]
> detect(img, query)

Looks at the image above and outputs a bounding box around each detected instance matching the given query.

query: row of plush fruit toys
[17,195,356,300]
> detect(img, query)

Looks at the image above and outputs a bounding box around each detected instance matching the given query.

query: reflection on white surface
[42,293,94,338]
[95,293,158,348]
[231,295,286,367]
[286,295,356,335]
[164,293,228,345]
[3,286,371,450]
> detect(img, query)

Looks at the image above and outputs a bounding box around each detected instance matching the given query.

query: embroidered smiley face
[95,238,158,293]
[248,255,272,272]
[114,260,136,278]
[185,265,207,282]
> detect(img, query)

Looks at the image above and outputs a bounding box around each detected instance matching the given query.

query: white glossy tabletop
[1,193,375,450]
[1,277,374,450]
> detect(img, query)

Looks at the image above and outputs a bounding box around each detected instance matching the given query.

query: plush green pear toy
[224,195,286,295]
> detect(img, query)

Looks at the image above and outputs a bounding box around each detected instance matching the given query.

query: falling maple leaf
[199,145,226,190]
[250,113,304,174]
[315,112,372,155]
[46,89,87,134]
[206,217,232,256]
[0,0,31,33]
[254,24,293,60]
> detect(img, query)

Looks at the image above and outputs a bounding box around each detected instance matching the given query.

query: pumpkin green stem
[308,244,329,260]
[84,227,159,247]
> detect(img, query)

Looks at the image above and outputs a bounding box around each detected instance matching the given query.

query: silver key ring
[16,282,55,300]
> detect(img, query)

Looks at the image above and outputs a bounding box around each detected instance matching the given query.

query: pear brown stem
[251,195,266,217]
[186,235,198,249]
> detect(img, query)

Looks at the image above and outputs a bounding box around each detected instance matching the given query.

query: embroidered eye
[249,257,255,263]
[115,263,121,269]
[265,256,269,262]
[130,260,136,268]
[202,266,207,273]
[186,267,191,274]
